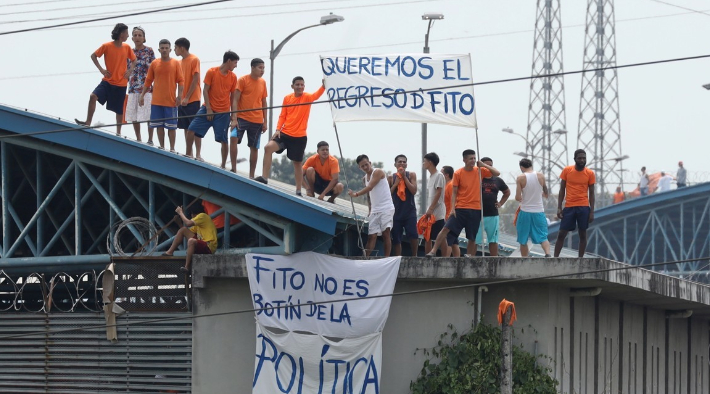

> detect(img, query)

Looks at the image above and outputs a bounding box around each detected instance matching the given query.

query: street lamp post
[268,13,344,139]
[419,13,444,214]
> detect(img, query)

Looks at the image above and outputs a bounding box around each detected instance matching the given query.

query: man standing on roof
[474,156,510,256]
[389,154,419,256]
[612,186,625,204]
[348,155,395,257]
[302,141,344,202]
[422,153,447,256]
[124,26,154,142]
[186,51,239,169]
[677,161,687,188]
[515,158,551,257]
[639,166,650,196]
[657,171,674,192]
[441,165,460,257]
[139,39,184,152]
[426,149,500,257]
[255,77,325,193]
[230,58,268,176]
[554,149,595,257]
[76,23,136,135]
[174,37,203,160]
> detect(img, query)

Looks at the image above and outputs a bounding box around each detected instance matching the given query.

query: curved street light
[419,13,444,214]
[268,13,344,139]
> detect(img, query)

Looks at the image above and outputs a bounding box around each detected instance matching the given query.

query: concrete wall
[191,257,710,394]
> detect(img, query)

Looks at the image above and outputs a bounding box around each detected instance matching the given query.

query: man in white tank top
[515,158,551,257]
[348,154,395,257]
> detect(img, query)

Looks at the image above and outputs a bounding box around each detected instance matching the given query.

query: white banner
[320,53,477,128]
[253,324,383,394]
[246,252,400,338]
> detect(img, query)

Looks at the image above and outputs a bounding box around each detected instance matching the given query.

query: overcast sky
[2,0,709,190]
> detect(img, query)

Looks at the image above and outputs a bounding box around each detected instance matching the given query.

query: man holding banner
[348,155,395,257]
[426,149,500,257]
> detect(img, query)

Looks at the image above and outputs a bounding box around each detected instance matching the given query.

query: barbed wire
[1,256,708,340]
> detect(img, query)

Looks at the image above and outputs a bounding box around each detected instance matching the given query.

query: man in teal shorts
[473,157,510,256]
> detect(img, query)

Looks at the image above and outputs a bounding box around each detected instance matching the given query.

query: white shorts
[368,209,394,236]
[125,92,152,122]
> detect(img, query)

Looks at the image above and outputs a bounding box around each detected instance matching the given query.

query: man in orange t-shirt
[255,76,325,195]
[301,141,344,202]
[186,51,240,170]
[174,37,203,160]
[554,148,596,257]
[76,23,137,136]
[139,39,184,152]
[427,149,500,257]
[230,58,268,177]
[612,186,625,204]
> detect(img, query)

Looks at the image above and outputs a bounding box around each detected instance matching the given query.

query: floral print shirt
[128,46,155,94]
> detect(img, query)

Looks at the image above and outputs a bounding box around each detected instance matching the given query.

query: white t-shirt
[658,175,673,191]
[427,172,447,220]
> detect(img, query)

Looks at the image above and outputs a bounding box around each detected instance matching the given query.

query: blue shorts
[391,215,418,245]
[92,80,126,115]
[516,211,548,244]
[474,216,500,244]
[559,206,591,232]
[188,106,230,143]
[230,118,262,149]
[149,105,178,129]
[444,208,481,246]
[177,101,200,130]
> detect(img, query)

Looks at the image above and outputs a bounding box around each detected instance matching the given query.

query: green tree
[410,322,558,394]
[269,153,384,205]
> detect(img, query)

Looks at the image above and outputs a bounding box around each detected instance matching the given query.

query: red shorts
[193,236,212,254]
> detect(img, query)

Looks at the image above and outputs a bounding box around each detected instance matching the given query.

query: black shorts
[274,133,307,162]
[93,80,126,115]
[232,118,263,148]
[392,215,418,245]
[177,101,200,130]
[430,219,445,242]
[314,172,335,196]
[559,206,591,232]
[444,208,481,246]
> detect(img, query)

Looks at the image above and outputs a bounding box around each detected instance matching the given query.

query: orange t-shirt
[144,58,184,107]
[94,42,136,87]
[277,86,325,138]
[179,54,201,103]
[302,154,339,181]
[204,67,237,113]
[613,192,625,204]
[452,166,492,210]
[560,166,596,207]
[236,75,267,124]
[444,181,453,219]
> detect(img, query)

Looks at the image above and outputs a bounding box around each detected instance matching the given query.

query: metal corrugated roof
[0,104,368,235]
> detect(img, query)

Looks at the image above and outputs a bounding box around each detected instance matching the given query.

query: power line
[0,0,238,36]
[0,0,176,17]
[2,52,708,140]
[0,256,707,340]
[1,0,75,7]
[2,7,706,81]
[33,0,440,32]
[0,0,343,25]
[648,0,710,17]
